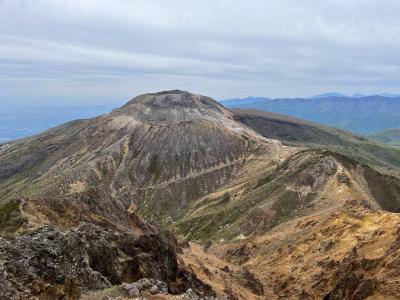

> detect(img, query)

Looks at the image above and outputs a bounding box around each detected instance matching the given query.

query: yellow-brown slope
[211,200,400,299]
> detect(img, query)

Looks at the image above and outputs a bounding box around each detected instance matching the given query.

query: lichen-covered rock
[121,282,140,297]
[0,222,214,299]
[120,278,169,297]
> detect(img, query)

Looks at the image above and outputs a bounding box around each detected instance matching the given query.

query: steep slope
[0,90,287,233]
[175,150,400,242]
[210,200,400,299]
[233,109,400,175]
[222,95,400,134]
[369,128,400,147]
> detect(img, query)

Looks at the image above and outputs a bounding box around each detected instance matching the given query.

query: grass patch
[0,199,25,234]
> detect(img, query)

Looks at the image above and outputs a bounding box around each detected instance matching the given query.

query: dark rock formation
[337,172,351,185]
[235,269,264,296]
[322,247,378,300]
[0,222,214,300]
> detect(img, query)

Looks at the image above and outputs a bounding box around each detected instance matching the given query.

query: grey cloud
[1,0,400,106]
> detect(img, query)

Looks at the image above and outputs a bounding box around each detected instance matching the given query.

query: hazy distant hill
[369,128,400,147]
[307,92,347,99]
[221,95,400,134]
[218,96,270,107]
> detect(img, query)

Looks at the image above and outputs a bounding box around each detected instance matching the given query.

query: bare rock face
[0,221,214,300]
[113,90,235,125]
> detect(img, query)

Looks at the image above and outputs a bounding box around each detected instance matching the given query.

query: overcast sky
[1,0,400,106]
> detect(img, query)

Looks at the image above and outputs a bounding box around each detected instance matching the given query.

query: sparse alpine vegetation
[368,128,400,147]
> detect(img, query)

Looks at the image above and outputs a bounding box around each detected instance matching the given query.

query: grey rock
[157,280,169,294]
[0,222,215,299]
[137,278,152,289]
[182,288,201,300]
[122,283,140,297]
[149,285,159,294]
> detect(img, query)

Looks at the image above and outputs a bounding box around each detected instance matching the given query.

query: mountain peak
[112,90,233,124]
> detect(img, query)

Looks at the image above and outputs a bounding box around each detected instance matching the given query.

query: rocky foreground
[0,218,215,300]
[0,215,265,300]
[3,200,400,299]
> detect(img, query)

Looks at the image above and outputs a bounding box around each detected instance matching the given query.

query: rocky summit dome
[0,90,285,229]
[112,90,234,124]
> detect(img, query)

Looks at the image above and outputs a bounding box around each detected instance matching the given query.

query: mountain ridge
[221,95,400,134]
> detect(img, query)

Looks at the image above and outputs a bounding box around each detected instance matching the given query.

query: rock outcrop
[0,221,214,300]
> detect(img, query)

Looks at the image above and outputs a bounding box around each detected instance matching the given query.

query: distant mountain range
[307,92,400,99]
[221,94,400,135]
[217,96,271,107]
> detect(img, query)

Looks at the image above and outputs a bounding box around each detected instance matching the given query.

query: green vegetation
[175,145,400,243]
[0,199,25,234]
[362,166,400,211]
[368,128,400,147]
[235,109,400,176]
[175,151,328,242]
